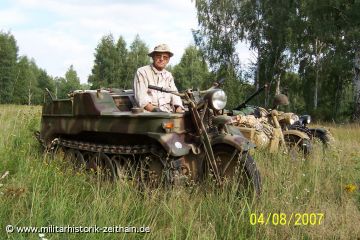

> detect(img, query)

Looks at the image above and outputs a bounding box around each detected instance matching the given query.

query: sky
[0,0,252,83]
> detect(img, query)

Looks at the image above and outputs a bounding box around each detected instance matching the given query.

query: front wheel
[284,134,312,158]
[210,144,261,196]
[310,128,335,147]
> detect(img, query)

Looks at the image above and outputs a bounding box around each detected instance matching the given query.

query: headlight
[290,114,299,125]
[283,113,299,125]
[210,90,227,110]
[300,115,311,124]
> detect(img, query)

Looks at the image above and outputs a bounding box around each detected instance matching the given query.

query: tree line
[2,0,360,122]
[87,34,212,91]
[193,0,360,121]
[89,33,253,109]
[0,31,84,104]
[0,31,212,106]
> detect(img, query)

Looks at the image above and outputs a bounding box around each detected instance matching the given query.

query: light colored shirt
[133,64,183,112]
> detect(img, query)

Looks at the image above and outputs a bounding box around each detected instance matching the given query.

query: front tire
[284,134,312,158]
[311,128,335,147]
[210,144,261,196]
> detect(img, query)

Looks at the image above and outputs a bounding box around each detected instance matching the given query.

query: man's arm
[134,70,152,110]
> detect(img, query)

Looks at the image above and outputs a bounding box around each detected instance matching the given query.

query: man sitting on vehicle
[133,44,184,113]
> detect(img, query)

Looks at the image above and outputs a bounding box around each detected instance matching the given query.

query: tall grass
[0,105,359,239]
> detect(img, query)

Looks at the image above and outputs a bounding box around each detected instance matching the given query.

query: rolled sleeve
[134,70,152,108]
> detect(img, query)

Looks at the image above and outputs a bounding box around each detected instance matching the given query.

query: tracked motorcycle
[37,82,262,195]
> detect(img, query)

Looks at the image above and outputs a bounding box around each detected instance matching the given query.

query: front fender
[146,132,191,157]
[309,128,327,136]
[283,129,310,140]
[211,134,256,152]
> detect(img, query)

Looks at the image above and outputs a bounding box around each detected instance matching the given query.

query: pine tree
[113,36,128,88]
[125,35,150,89]
[0,31,18,103]
[172,45,210,90]
[88,34,117,89]
[13,56,31,104]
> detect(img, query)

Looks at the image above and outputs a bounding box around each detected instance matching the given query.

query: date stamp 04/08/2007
[249,213,324,226]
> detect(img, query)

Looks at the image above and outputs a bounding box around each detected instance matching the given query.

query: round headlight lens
[300,115,311,124]
[292,114,299,122]
[291,114,299,125]
[211,90,227,110]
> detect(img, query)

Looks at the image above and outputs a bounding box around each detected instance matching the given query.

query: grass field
[0,104,359,239]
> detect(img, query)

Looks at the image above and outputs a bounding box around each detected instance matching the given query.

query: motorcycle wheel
[138,155,165,189]
[284,134,312,157]
[311,128,335,147]
[210,144,261,196]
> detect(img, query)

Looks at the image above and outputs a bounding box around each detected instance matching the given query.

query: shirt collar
[150,64,166,74]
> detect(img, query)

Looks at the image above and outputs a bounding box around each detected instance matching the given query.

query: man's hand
[175,106,184,113]
[144,103,155,112]
[144,103,164,112]
[152,107,163,112]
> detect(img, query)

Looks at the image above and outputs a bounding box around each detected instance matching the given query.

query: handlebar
[148,80,226,97]
[217,78,225,86]
[148,85,184,97]
[148,85,167,92]
[149,76,226,94]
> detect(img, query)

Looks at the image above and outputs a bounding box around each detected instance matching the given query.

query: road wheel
[95,153,117,181]
[110,155,138,182]
[64,148,86,171]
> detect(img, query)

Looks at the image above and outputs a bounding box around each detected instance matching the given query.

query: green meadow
[0,105,359,239]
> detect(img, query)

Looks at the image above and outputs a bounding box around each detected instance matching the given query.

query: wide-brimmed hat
[148,44,174,57]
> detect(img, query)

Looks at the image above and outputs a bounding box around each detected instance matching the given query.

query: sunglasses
[154,54,170,60]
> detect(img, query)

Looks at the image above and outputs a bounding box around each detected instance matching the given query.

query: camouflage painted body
[41,90,193,156]
[40,89,255,156]
[39,88,261,193]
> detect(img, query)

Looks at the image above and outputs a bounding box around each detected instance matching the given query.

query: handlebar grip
[148,85,164,91]
[218,78,225,85]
